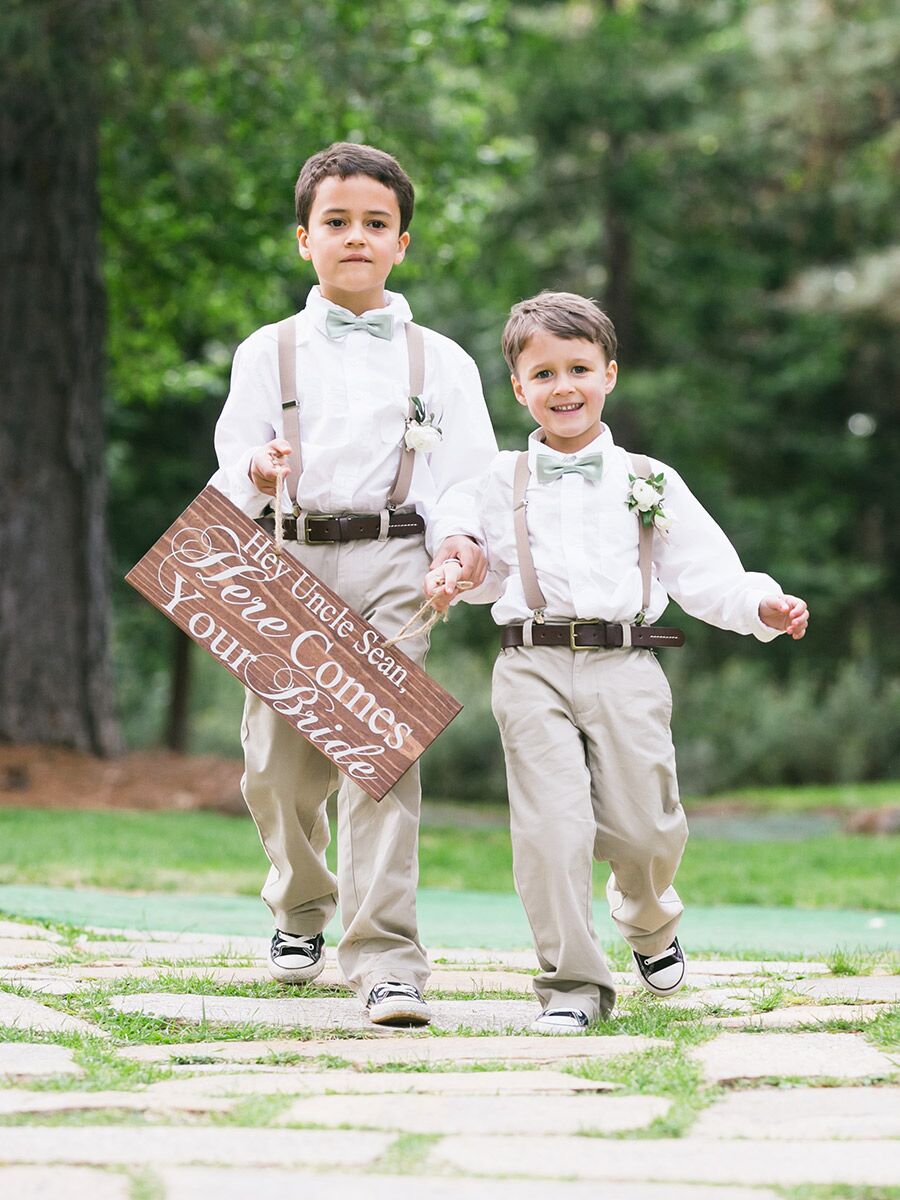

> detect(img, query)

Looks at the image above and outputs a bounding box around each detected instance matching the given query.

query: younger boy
[210,143,497,1025]
[426,291,808,1032]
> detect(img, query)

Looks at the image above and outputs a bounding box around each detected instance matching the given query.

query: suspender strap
[276,317,427,513]
[510,448,656,624]
[386,322,425,509]
[277,317,302,507]
[513,451,547,616]
[628,453,654,616]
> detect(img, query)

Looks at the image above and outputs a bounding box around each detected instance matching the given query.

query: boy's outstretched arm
[758,595,809,639]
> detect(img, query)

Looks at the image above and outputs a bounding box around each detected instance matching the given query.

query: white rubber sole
[530,1017,588,1035]
[267,952,326,985]
[368,999,432,1026]
[632,957,686,998]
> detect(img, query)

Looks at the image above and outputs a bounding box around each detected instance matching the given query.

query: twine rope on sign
[272,465,288,556]
[384,579,474,646]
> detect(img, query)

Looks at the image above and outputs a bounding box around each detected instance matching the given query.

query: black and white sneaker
[366,980,431,1027]
[530,1008,590,1035]
[633,938,686,997]
[267,930,325,984]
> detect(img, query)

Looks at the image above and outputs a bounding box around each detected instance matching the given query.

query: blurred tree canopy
[4,0,899,790]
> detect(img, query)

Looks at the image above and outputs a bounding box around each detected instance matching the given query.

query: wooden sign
[125,486,461,801]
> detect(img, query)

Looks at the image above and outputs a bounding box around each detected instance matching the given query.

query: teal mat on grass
[0,884,897,955]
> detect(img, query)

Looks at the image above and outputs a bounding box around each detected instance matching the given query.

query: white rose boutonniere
[627,470,673,534]
[404,396,443,452]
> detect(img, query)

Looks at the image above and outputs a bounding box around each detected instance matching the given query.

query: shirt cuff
[209,448,271,518]
[425,522,483,560]
[748,590,782,642]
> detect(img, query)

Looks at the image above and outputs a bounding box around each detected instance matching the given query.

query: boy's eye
[326,218,345,228]
[571,365,589,374]
[369,220,387,229]
[534,369,552,380]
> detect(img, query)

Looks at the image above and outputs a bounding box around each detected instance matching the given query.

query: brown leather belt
[256,511,425,544]
[501,621,685,650]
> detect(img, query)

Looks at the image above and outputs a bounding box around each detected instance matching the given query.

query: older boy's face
[297,174,409,315]
[512,331,617,454]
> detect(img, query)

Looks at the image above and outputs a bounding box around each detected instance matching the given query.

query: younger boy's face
[298,174,409,315]
[512,331,617,454]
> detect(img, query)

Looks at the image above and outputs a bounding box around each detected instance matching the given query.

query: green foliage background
[101,0,900,796]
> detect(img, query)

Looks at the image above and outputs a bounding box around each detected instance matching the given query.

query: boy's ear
[605,359,618,393]
[297,225,311,260]
[510,372,528,407]
[394,230,410,264]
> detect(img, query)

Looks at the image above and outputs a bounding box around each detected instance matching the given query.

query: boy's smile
[298,174,409,315]
[511,331,617,454]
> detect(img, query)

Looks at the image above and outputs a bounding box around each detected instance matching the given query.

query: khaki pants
[492,644,688,1020]
[240,533,432,999]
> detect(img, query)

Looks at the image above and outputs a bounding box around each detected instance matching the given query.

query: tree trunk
[165,629,192,753]
[0,6,120,753]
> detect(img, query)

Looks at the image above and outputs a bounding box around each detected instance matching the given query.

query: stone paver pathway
[0,992,104,1037]
[0,917,896,1197]
[0,1167,130,1200]
[691,1030,897,1082]
[693,1086,900,1139]
[0,1041,82,1078]
[158,1170,782,1200]
[431,1135,900,1186]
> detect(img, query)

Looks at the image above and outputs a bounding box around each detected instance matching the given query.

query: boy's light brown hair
[295,142,415,233]
[502,291,618,374]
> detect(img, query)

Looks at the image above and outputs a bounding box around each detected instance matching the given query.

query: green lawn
[1,806,897,911]
[683,780,900,812]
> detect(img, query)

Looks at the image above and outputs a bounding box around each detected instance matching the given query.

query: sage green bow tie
[325,309,394,341]
[535,450,604,485]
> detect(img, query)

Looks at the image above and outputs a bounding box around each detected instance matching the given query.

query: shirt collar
[527,424,615,469]
[304,285,413,338]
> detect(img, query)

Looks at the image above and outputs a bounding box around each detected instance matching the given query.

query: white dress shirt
[209,286,498,552]
[466,426,782,640]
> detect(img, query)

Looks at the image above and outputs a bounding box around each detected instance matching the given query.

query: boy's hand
[431,536,487,589]
[423,561,462,613]
[759,594,809,639]
[249,438,292,496]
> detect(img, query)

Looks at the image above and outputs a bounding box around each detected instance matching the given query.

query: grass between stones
[779,1188,900,1199]
[128,1170,165,1200]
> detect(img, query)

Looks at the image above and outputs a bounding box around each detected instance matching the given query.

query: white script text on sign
[125,487,461,801]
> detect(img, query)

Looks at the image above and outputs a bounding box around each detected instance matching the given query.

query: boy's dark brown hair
[295,142,415,233]
[502,291,618,374]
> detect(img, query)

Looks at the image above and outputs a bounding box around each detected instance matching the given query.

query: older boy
[210,143,497,1026]
[426,291,808,1032]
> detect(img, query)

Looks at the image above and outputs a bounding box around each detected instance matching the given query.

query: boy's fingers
[442,559,463,594]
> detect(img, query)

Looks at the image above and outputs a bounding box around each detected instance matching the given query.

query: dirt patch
[0,744,245,816]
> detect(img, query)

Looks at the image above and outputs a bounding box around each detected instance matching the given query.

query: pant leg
[241,689,338,934]
[492,646,616,1021]
[329,534,432,998]
[574,648,688,956]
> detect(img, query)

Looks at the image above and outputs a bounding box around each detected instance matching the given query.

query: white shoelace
[643,943,678,966]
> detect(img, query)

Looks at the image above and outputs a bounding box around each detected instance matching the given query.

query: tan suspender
[275,316,426,513]
[628,453,654,619]
[277,317,302,505]
[513,451,548,617]
[386,321,424,510]
[512,449,654,621]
